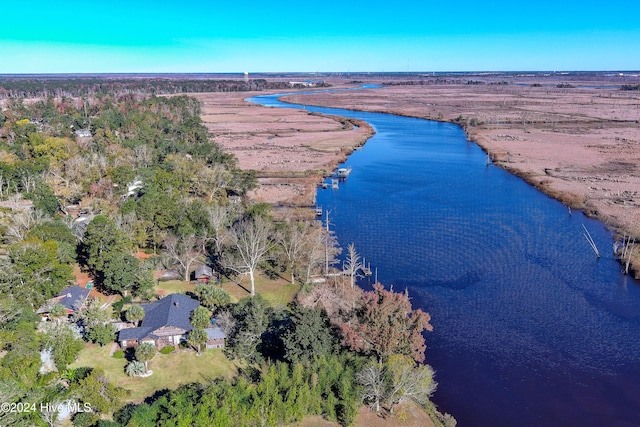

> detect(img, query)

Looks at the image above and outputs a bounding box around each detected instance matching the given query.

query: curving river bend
[249,90,640,427]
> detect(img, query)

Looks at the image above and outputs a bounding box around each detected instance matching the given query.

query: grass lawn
[70,344,239,402]
[155,274,300,309]
[220,274,300,309]
[155,279,196,296]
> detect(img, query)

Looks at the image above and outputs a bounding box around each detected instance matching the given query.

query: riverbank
[192,91,374,217]
[279,77,640,277]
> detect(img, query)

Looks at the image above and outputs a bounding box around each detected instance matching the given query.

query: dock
[337,166,352,178]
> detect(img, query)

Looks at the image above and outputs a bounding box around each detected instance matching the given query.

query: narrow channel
[249,91,640,427]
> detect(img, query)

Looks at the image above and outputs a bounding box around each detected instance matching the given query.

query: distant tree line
[0,78,312,99]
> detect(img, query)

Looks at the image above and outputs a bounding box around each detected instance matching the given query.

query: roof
[205,327,226,340]
[53,285,91,310]
[37,285,91,314]
[194,265,213,278]
[118,294,200,342]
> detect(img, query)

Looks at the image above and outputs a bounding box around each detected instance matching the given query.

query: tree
[80,215,130,278]
[223,217,274,296]
[3,238,73,308]
[76,298,112,330]
[125,304,145,326]
[343,243,363,290]
[194,283,231,311]
[162,234,205,282]
[283,306,336,364]
[125,361,147,377]
[190,306,211,329]
[49,303,67,324]
[135,342,156,372]
[86,323,116,346]
[277,220,311,284]
[356,363,387,413]
[74,368,128,414]
[226,294,271,363]
[40,322,84,371]
[340,283,433,363]
[188,328,208,355]
[102,253,139,295]
[385,354,437,411]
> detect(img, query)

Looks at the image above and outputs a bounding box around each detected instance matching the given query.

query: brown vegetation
[193,91,374,213]
[279,78,640,277]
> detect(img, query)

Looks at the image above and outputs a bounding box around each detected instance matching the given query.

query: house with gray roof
[118,294,225,350]
[37,285,91,317]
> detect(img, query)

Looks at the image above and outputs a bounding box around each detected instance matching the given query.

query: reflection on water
[250,93,640,427]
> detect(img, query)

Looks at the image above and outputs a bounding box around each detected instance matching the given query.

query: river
[249,91,640,427]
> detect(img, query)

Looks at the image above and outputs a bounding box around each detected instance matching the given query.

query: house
[205,327,226,349]
[74,129,92,138]
[37,285,91,317]
[118,294,225,350]
[193,265,213,283]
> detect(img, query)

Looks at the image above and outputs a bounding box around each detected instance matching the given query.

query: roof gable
[56,285,91,311]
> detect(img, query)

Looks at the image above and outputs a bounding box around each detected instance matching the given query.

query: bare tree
[277,220,311,284]
[205,204,230,259]
[215,309,237,336]
[343,243,363,289]
[357,363,387,413]
[223,217,274,296]
[303,222,340,283]
[163,234,205,281]
[5,208,46,243]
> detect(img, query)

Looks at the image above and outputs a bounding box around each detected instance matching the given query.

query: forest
[0,77,329,100]
[0,83,454,426]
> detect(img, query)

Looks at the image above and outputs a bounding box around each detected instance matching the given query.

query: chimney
[174,302,179,308]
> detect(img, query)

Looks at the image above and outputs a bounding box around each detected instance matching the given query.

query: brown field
[278,77,640,277]
[193,91,373,215]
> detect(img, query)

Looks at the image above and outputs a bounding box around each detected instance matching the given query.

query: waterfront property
[118,294,225,350]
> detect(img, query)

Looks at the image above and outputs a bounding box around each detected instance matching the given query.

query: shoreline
[277,82,640,278]
[193,90,374,218]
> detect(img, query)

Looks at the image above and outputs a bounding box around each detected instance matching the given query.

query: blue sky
[2,0,639,73]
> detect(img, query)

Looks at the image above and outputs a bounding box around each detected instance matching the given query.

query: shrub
[160,346,175,354]
[113,350,125,359]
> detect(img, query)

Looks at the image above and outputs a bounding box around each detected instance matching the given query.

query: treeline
[620,84,640,91]
[0,86,454,426]
[0,78,317,99]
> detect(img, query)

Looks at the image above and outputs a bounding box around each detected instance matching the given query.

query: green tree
[49,303,68,323]
[190,306,211,329]
[125,304,145,326]
[74,368,128,414]
[227,294,272,363]
[26,183,60,216]
[187,328,208,355]
[80,215,131,279]
[135,342,156,372]
[194,284,231,311]
[86,323,116,346]
[102,253,139,296]
[40,322,84,371]
[4,238,73,308]
[125,361,147,377]
[283,306,336,364]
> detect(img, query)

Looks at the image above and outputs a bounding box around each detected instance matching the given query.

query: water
[249,92,640,426]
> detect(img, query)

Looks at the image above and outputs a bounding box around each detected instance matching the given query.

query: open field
[193,91,374,214]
